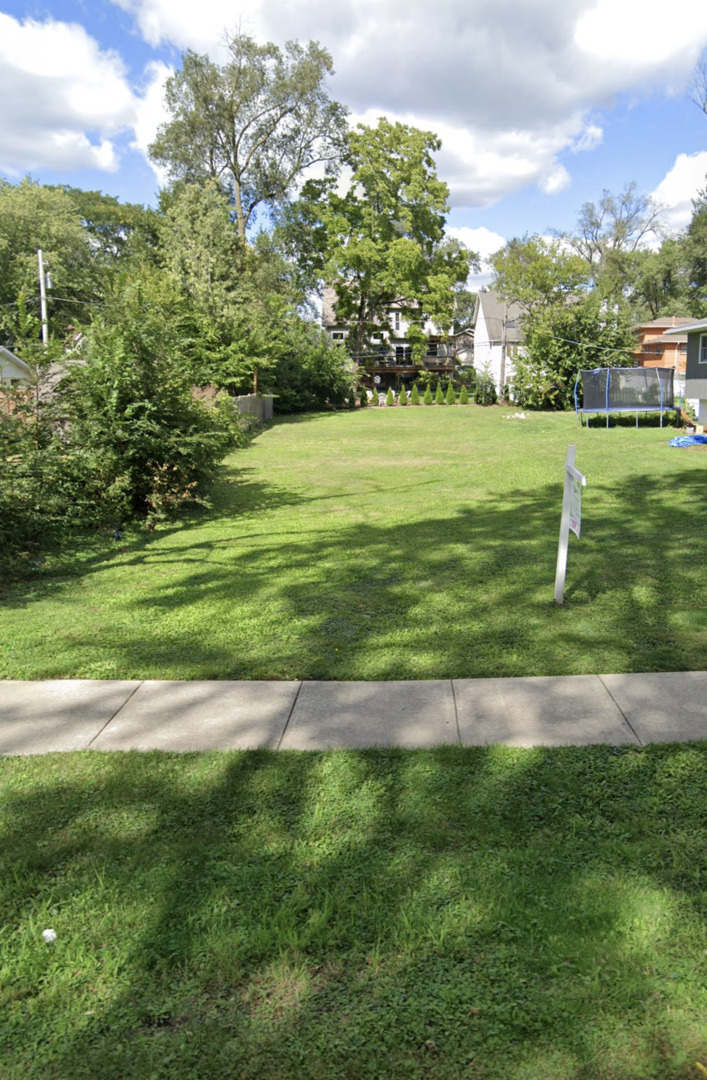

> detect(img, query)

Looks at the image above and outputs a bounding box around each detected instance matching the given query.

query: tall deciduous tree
[290,119,474,360]
[491,235,589,313]
[0,178,99,344]
[149,33,347,241]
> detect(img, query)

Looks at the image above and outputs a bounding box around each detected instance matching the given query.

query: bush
[385,387,395,407]
[399,386,408,406]
[410,383,420,406]
[459,384,469,405]
[446,383,456,405]
[62,274,232,522]
[435,382,444,405]
[474,365,498,405]
[359,387,368,408]
[423,385,433,406]
[271,322,356,413]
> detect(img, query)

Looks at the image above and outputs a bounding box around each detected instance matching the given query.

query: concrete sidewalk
[1,673,705,755]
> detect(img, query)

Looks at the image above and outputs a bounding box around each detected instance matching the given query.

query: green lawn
[1,406,706,680]
[3,746,707,1079]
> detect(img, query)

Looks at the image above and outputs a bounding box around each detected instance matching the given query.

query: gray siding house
[665,318,707,420]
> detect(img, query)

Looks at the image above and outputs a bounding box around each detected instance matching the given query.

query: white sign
[569,477,582,538]
[554,446,587,605]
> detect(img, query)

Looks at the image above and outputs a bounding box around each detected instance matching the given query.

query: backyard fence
[234,393,274,422]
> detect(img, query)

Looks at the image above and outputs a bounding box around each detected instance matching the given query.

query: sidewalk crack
[87,682,143,749]
[276,682,303,751]
[598,674,643,746]
[450,680,462,745]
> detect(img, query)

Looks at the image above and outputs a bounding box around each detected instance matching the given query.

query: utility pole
[37,249,49,346]
[500,306,507,401]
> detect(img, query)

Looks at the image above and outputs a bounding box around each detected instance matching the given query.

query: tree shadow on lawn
[2,745,707,1079]
[3,465,706,680]
[106,465,707,679]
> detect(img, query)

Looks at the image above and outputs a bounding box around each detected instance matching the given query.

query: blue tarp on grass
[668,435,707,447]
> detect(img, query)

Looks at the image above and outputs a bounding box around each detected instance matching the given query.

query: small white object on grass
[42,929,57,943]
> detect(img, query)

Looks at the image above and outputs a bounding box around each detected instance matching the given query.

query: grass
[3,745,707,1079]
[2,405,705,681]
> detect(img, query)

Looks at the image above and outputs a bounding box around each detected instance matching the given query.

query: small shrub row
[371,382,475,406]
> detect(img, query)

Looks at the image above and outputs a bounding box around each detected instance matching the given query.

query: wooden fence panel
[234,394,273,422]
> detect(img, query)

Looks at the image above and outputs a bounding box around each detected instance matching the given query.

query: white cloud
[572,123,603,152]
[539,164,571,196]
[105,0,707,208]
[651,151,707,233]
[4,1,707,213]
[575,0,707,72]
[446,226,506,262]
[446,226,506,291]
[0,14,135,174]
[130,61,174,184]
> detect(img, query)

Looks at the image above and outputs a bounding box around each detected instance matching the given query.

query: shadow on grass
[2,746,707,1079]
[3,461,707,679]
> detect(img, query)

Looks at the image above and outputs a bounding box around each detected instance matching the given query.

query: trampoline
[574,366,680,427]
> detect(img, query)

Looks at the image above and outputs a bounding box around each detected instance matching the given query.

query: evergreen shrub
[410,383,420,405]
[435,382,444,405]
[423,385,433,405]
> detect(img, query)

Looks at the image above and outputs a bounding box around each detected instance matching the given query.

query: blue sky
[2,0,707,273]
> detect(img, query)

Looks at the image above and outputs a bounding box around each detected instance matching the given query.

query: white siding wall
[473,307,517,392]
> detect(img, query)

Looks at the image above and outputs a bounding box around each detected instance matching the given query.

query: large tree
[287,119,474,361]
[0,178,99,346]
[557,183,666,302]
[490,235,589,314]
[149,33,347,241]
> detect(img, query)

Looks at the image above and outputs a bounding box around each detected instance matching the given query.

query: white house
[321,286,456,390]
[0,346,31,386]
[472,290,524,393]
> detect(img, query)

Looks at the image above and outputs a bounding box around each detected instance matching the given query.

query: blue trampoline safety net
[576,367,676,412]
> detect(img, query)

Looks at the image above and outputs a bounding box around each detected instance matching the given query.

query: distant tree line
[491,181,707,409]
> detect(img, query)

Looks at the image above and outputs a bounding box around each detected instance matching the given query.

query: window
[700,334,707,364]
[331,331,347,341]
[393,312,401,332]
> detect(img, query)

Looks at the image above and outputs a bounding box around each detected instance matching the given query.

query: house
[664,318,707,421]
[0,346,31,387]
[633,317,692,396]
[472,290,524,394]
[321,286,457,392]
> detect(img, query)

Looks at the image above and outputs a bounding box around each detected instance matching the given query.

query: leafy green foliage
[359,387,368,407]
[435,381,444,405]
[0,178,99,343]
[272,319,356,413]
[286,119,472,361]
[410,383,420,406]
[445,382,456,405]
[398,386,408,406]
[459,384,469,405]
[423,385,433,405]
[514,292,636,410]
[61,271,232,520]
[491,234,589,314]
[149,33,347,240]
[474,366,498,405]
[385,387,395,407]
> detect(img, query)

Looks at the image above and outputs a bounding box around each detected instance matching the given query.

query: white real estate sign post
[554,445,587,605]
